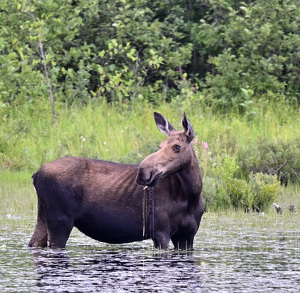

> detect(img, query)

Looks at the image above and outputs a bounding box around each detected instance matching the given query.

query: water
[1,213,299,293]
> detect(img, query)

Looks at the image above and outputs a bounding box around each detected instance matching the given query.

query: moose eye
[173,144,181,153]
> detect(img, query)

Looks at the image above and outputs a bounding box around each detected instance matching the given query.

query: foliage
[198,141,282,211]
[239,138,300,184]
[0,98,295,212]
[248,172,282,212]
[0,0,193,109]
[1,0,300,112]
[201,151,244,210]
[0,0,299,214]
[202,172,282,212]
[193,0,300,108]
[226,178,250,210]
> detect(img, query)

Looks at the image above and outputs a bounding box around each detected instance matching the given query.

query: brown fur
[28,113,204,249]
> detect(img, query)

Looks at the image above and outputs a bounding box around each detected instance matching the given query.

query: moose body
[29,113,204,249]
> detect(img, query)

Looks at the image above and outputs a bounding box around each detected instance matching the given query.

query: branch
[29,11,56,119]
[38,38,56,118]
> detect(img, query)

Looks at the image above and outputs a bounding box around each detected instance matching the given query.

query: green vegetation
[1,100,299,212]
[1,0,300,111]
[0,171,36,233]
[1,0,300,212]
[0,169,299,231]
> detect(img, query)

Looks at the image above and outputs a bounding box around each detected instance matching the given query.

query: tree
[0,0,299,109]
[191,0,300,107]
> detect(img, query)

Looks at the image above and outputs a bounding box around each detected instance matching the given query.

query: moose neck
[176,148,202,200]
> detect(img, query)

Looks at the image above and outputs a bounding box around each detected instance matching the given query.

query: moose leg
[46,215,74,249]
[153,230,171,250]
[171,236,194,250]
[171,219,199,250]
[28,201,48,248]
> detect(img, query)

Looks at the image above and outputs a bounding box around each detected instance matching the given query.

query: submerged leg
[153,230,170,250]
[171,237,194,250]
[46,215,74,249]
[28,201,48,248]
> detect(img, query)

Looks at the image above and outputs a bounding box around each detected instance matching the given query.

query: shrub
[225,178,250,210]
[195,0,300,107]
[201,177,217,211]
[202,172,282,212]
[248,172,282,212]
[200,147,282,211]
[202,177,231,211]
[239,138,300,184]
[201,151,241,210]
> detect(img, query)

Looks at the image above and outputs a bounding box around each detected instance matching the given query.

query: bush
[194,0,300,107]
[199,147,282,211]
[202,177,231,211]
[0,0,194,109]
[239,138,300,184]
[225,178,250,210]
[248,173,282,212]
[202,172,282,212]
[1,0,300,112]
[201,151,241,210]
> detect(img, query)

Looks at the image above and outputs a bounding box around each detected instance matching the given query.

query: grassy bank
[0,171,35,218]
[1,100,299,211]
[0,170,299,232]
[1,100,299,171]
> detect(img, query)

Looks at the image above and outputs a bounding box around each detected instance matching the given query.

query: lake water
[0,212,299,292]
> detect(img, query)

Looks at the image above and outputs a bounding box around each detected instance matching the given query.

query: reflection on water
[30,247,204,293]
[1,213,300,292]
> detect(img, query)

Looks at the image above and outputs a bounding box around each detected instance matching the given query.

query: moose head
[136,112,195,187]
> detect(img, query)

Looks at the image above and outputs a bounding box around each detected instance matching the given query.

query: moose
[28,112,204,250]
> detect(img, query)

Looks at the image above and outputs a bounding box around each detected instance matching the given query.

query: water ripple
[1,215,300,292]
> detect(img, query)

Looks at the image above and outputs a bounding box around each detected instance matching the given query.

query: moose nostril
[137,168,153,184]
[147,172,153,182]
[137,168,146,180]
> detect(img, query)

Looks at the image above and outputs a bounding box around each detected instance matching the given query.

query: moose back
[29,112,204,250]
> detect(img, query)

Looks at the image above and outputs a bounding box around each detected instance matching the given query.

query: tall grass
[0,171,36,230]
[1,101,155,170]
[276,182,300,210]
[1,100,299,172]
[1,170,298,232]
[1,99,299,214]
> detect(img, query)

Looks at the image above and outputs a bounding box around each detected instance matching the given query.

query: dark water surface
[1,213,299,292]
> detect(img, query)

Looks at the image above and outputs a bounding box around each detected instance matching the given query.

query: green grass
[1,99,299,172]
[276,183,300,211]
[0,171,36,231]
[0,171,36,218]
[1,170,298,232]
[0,99,299,213]
[1,101,160,170]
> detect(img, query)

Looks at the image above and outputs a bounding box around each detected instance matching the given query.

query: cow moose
[28,112,204,250]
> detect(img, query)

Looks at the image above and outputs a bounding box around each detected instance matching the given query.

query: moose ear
[181,113,194,143]
[154,112,176,136]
